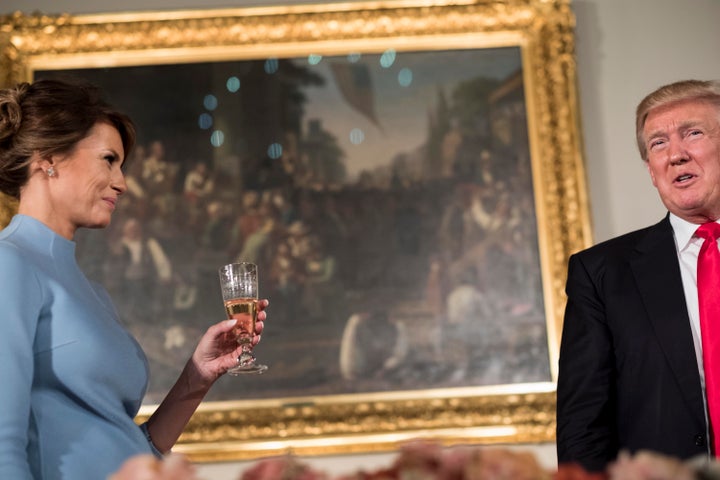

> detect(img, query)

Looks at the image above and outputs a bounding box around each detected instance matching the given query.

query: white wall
[573,0,720,242]
[3,0,720,477]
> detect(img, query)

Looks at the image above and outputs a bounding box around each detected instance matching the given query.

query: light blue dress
[0,215,156,479]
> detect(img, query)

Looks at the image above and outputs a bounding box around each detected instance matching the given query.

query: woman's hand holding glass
[189,299,268,385]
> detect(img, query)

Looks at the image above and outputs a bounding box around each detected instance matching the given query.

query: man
[557,79,720,471]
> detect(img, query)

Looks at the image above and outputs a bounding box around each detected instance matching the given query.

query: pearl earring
[47,167,56,177]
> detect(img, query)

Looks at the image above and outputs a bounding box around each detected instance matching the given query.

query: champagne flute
[218,262,268,375]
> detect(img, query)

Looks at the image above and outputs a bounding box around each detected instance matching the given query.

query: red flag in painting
[329,62,381,129]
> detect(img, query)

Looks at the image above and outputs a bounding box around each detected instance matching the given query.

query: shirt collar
[669,212,720,251]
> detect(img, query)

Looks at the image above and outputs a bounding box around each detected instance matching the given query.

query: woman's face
[48,122,127,237]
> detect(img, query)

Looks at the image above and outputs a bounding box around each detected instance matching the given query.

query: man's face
[644,99,720,223]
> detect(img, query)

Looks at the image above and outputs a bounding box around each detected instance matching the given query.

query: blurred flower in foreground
[240,455,329,480]
[337,440,553,480]
[607,450,696,480]
[109,441,720,480]
[555,462,608,480]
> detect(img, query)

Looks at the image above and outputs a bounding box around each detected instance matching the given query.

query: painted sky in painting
[301,47,522,178]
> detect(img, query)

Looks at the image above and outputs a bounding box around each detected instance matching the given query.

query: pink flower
[239,455,329,480]
[555,463,608,480]
[336,468,397,480]
[461,447,550,480]
[606,450,695,480]
[392,440,445,477]
[228,440,720,480]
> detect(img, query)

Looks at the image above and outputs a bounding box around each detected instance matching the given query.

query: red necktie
[697,221,720,455]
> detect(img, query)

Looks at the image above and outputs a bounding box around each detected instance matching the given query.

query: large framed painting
[0,0,591,461]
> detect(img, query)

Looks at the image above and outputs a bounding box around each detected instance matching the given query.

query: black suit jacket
[556,215,710,472]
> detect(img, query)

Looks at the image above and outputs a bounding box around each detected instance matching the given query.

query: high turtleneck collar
[1,214,77,261]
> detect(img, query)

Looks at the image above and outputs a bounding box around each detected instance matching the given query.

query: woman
[0,78,267,479]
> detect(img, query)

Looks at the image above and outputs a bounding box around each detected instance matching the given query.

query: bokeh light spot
[264,58,279,74]
[203,94,218,111]
[398,68,413,87]
[349,128,365,145]
[380,49,396,68]
[210,130,225,147]
[198,113,213,130]
[267,142,283,159]
[226,76,241,92]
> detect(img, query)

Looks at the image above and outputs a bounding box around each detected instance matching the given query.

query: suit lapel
[630,216,705,419]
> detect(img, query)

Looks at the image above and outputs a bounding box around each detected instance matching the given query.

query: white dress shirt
[671,213,708,386]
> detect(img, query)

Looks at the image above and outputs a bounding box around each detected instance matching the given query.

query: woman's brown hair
[0,78,136,199]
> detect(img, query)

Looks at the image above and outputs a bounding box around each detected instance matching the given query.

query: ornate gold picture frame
[0,0,590,461]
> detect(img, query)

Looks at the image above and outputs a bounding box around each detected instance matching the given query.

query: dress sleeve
[556,252,618,472]
[0,244,43,479]
[138,422,164,458]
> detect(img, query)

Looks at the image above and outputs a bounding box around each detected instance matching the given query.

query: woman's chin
[83,217,112,230]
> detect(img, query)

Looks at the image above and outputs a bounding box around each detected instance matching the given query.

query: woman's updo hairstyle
[0,78,136,199]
